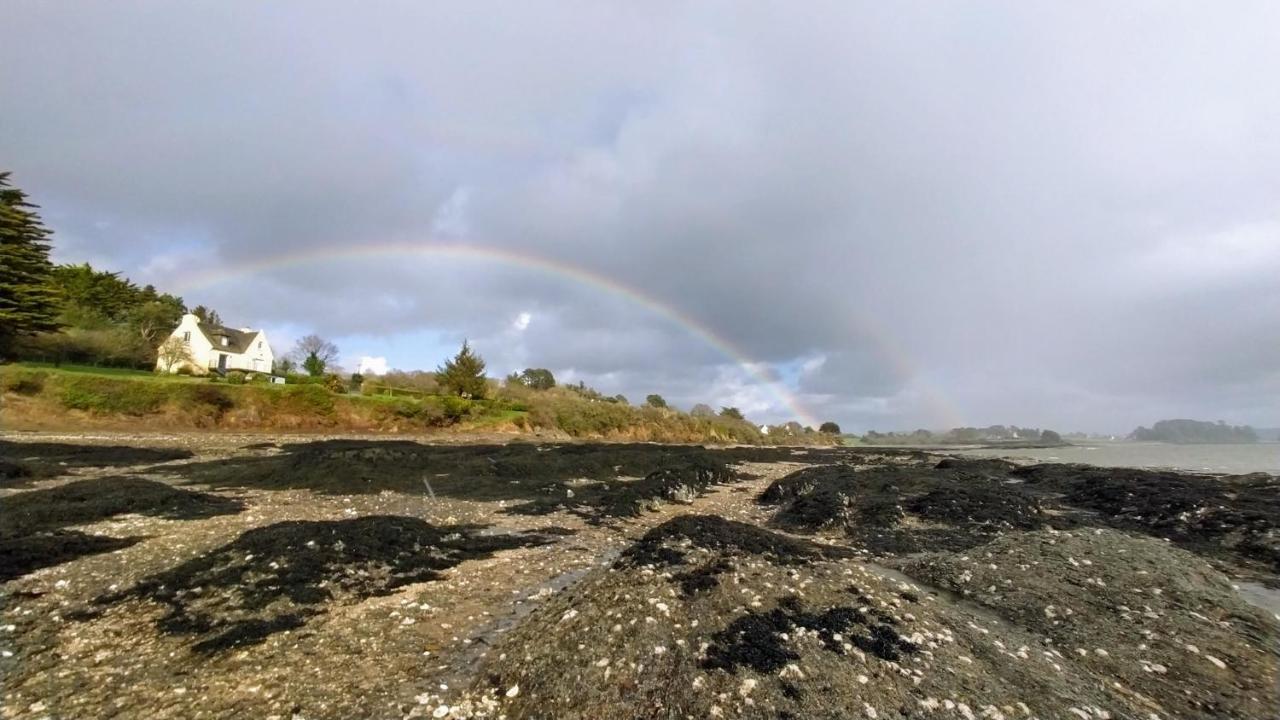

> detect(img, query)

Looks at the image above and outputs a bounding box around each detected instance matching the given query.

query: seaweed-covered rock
[900,528,1280,720]
[82,517,557,653]
[760,461,1047,553]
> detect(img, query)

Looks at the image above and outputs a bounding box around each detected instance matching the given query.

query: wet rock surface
[0,433,1276,719]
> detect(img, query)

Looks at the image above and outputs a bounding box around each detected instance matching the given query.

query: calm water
[956,442,1280,475]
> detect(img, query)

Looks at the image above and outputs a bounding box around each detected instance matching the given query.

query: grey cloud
[3,2,1278,429]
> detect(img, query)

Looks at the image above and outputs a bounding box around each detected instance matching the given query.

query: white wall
[156,313,213,374]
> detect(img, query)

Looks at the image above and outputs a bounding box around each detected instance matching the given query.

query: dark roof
[198,323,262,355]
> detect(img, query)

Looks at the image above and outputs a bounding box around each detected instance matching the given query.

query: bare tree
[290,335,339,376]
[156,335,194,373]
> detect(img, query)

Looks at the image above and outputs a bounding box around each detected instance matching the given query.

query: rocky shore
[2,434,1277,719]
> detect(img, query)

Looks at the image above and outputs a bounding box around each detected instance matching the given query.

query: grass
[12,361,203,381]
[1,363,839,445]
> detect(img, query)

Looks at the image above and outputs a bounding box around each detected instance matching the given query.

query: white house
[156,313,275,375]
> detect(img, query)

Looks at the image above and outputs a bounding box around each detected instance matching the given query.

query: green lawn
[14,362,205,382]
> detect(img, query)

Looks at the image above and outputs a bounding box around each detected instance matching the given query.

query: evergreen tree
[645,394,667,408]
[437,340,488,398]
[48,263,140,324]
[719,406,745,421]
[191,305,223,327]
[0,172,62,356]
[819,421,842,434]
[302,351,327,377]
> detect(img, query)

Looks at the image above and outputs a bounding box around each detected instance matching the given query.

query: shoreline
[2,436,1277,719]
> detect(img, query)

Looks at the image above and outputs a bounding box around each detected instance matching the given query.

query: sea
[955,441,1280,475]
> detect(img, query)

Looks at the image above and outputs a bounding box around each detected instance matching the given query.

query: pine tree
[0,172,62,356]
[437,341,488,398]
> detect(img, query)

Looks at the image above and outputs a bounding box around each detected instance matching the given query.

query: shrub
[376,397,452,427]
[553,397,635,436]
[184,385,234,415]
[323,374,346,394]
[441,395,473,420]
[56,376,167,415]
[226,371,246,385]
[269,385,336,416]
[175,365,195,376]
[1,368,47,395]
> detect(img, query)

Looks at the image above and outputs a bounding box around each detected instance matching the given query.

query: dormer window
[220,337,229,346]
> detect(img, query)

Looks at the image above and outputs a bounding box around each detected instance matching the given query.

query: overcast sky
[3,2,1278,432]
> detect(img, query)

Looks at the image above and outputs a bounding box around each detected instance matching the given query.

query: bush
[226,371,246,385]
[441,395,473,420]
[323,374,346,394]
[175,365,195,376]
[553,397,635,436]
[57,376,167,415]
[1,368,47,395]
[184,385,234,416]
[375,396,452,427]
[268,385,336,417]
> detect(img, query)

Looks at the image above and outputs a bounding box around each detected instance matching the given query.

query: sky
[3,2,1278,433]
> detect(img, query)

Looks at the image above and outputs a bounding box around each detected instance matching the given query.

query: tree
[1039,429,1062,444]
[645,394,667,408]
[519,367,556,390]
[302,352,327,377]
[437,340,488,398]
[0,172,62,355]
[819,421,842,434]
[290,334,339,377]
[274,357,296,375]
[155,335,194,373]
[613,394,629,405]
[190,305,223,327]
[49,263,142,325]
[690,403,715,418]
[719,406,745,421]
[129,298,186,346]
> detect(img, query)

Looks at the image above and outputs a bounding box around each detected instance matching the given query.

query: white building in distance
[156,313,274,375]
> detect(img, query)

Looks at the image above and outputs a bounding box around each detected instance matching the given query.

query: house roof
[197,323,262,355]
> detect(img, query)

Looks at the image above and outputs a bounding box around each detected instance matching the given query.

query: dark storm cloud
[3,1,1278,430]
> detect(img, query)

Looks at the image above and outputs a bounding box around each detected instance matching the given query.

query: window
[182,331,191,342]
[221,337,228,346]
[258,341,263,350]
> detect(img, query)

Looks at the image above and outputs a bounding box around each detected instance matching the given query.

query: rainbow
[172,240,964,429]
